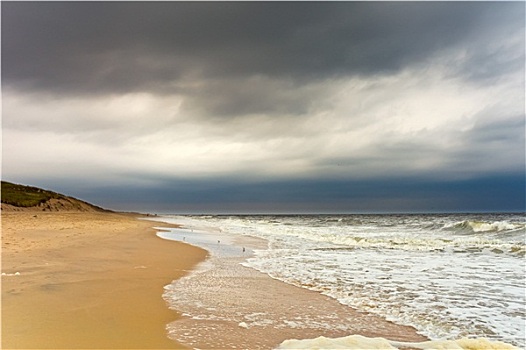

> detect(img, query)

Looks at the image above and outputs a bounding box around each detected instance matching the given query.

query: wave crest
[444,220,524,233]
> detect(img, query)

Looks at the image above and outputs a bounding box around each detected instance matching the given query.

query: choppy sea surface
[156,213,525,347]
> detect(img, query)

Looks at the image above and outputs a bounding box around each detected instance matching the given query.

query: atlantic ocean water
[155,213,525,348]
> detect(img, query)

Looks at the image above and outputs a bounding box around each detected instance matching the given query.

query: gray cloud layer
[2,2,524,212]
[4,2,522,92]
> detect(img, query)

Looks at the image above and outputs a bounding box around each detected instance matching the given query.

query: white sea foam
[154,213,525,348]
[276,335,520,350]
[1,272,20,276]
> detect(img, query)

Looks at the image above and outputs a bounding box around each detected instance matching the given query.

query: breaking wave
[444,220,525,233]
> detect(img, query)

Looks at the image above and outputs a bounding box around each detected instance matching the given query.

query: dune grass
[1,181,64,207]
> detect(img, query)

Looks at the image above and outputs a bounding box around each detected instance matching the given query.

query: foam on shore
[277,334,520,350]
[153,222,427,349]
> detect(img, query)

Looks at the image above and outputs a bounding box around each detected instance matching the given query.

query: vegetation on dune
[1,181,107,211]
[1,181,65,207]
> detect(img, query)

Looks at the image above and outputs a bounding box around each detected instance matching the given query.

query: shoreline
[4,212,517,349]
[1,211,208,349]
[153,221,429,349]
[154,215,523,350]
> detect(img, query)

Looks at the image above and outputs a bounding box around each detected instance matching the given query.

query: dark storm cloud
[3,1,522,98]
[36,173,525,214]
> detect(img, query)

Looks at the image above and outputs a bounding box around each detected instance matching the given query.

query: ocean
[153,213,525,348]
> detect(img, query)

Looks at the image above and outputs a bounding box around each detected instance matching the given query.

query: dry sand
[1,211,207,349]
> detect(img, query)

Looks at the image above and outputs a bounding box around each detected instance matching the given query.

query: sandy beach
[1,211,207,349]
[2,211,431,350]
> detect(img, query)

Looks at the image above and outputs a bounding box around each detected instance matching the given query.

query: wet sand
[164,255,429,349]
[1,212,207,349]
[156,226,429,349]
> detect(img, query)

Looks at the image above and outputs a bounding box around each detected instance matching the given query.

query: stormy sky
[2,1,525,213]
